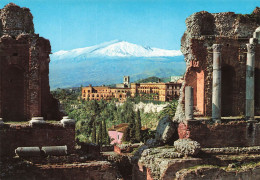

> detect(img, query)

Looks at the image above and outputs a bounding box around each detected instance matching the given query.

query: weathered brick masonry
[0,123,75,156]
[178,121,260,148]
[0,3,61,121]
[179,9,260,117]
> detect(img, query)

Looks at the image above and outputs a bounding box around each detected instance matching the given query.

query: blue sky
[0,0,259,52]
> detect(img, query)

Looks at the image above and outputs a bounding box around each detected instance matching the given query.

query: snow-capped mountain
[51,40,182,60]
[49,40,185,89]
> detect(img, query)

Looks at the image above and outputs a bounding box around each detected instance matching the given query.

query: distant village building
[131,81,182,101]
[108,123,129,144]
[82,76,183,102]
[82,85,130,102]
[116,76,131,88]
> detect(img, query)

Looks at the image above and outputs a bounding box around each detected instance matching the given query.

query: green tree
[128,109,136,143]
[135,109,142,142]
[97,122,103,145]
[92,121,96,143]
[102,118,108,144]
[159,100,178,119]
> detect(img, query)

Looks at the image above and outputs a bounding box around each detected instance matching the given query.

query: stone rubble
[174,138,201,156]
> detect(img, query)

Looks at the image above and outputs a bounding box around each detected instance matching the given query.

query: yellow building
[82,80,182,102]
[82,85,131,102]
[130,81,182,102]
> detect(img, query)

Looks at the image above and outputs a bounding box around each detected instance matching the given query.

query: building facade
[130,81,182,102]
[82,85,131,102]
[108,123,128,144]
[82,79,182,102]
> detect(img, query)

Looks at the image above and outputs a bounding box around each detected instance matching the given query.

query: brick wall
[0,4,62,121]
[2,161,117,180]
[178,121,260,148]
[0,123,75,156]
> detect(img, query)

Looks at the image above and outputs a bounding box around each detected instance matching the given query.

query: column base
[212,118,221,124]
[29,117,46,126]
[60,116,75,127]
[247,119,258,123]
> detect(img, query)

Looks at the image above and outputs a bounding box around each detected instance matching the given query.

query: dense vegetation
[52,87,177,145]
[134,76,170,83]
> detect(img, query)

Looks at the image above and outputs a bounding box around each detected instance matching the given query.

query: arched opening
[221,65,236,116]
[196,70,204,115]
[3,66,25,121]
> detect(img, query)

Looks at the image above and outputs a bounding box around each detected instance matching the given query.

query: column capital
[213,44,222,53]
[247,43,256,53]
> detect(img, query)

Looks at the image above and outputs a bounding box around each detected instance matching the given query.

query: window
[118,135,120,140]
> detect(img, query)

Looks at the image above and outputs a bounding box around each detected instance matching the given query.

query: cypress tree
[128,109,136,143]
[92,121,96,143]
[97,122,103,145]
[135,109,142,142]
[102,118,107,144]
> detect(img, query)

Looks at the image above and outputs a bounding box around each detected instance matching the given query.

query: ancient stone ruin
[178,8,260,119]
[0,3,61,122]
[3,2,260,180]
[132,7,260,179]
[0,4,119,179]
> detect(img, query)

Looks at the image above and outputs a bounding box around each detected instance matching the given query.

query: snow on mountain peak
[51,40,182,60]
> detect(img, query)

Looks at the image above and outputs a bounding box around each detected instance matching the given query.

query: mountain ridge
[49,40,186,89]
[51,40,182,60]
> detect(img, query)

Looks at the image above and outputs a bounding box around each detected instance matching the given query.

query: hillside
[134,76,171,83]
[49,40,186,89]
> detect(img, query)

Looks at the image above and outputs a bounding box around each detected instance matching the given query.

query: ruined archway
[221,65,236,116]
[196,70,204,115]
[2,66,25,121]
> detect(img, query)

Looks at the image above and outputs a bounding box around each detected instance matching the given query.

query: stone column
[0,118,4,126]
[246,39,256,121]
[185,86,194,120]
[212,44,222,123]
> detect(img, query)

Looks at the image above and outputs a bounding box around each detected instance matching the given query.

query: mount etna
[50,40,186,89]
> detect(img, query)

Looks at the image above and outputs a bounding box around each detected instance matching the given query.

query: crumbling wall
[0,3,62,121]
[1,160,117,180]
[0,123,75,156]
[176,8,260,122]
[178,121,260,148]
[0,3,34,37]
